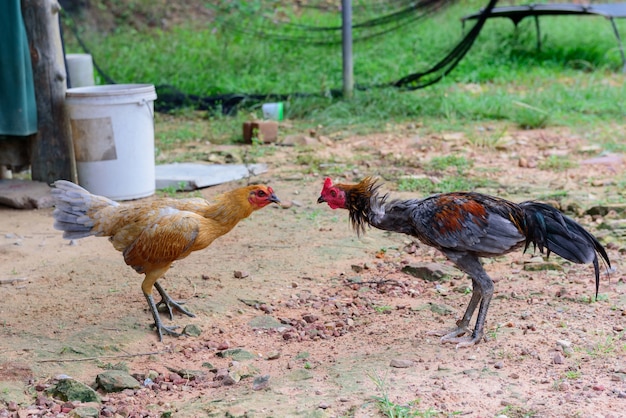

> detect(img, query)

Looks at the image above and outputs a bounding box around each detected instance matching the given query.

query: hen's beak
[269,193,281,204]
[317,196,325,204]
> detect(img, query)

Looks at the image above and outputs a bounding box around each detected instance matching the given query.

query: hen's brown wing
[111,208,203,273]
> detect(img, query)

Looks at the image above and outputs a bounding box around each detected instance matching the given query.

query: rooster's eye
[330,190,337,198]
[257,190,266,197]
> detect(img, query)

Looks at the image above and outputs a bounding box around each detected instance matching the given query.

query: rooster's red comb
[322,177,333,191]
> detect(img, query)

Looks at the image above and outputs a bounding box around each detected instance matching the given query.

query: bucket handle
[139,98,154,119]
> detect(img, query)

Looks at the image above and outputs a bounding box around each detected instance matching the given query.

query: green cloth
[0,0,37,136]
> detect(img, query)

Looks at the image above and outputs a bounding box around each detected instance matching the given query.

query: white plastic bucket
[66,54,95,88]
[66,84,157,200]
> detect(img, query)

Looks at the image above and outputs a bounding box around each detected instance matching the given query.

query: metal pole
[341,0,353,99]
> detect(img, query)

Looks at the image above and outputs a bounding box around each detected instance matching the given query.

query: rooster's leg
[154,282,196,320]
[427,281,481,339]
[436,253,495,348]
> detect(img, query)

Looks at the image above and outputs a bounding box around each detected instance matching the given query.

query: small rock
[389,359,414,368]
[351,264,364,273]
[552,353,565,364]
[318,402,331,409]
[183,324,202,337]
[202,362,217,371]
[518,157,529,167]
[592,384,605,391]
[230,362,260,380]
[494,361,504,369]
[302,314,319,323]
[556,340,572,349]
[252,375,270,391]
[166,367,205,380]
[233,270,249,279]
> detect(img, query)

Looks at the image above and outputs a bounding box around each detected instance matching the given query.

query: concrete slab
[155,163,268,191]
[0,179,54,209]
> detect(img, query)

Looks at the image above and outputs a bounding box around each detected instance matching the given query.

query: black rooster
[318,177,610,348]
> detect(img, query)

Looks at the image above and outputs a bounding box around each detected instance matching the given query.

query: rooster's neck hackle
[342,177,383,236]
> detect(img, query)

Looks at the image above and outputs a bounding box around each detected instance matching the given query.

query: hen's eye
[257,190,266,197]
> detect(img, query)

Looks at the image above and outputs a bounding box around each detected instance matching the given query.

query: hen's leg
[154,281,196,320]
[144,293,182,341]
[141,268,183,341]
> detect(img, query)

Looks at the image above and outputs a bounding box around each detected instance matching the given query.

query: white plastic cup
[262,102,284,121]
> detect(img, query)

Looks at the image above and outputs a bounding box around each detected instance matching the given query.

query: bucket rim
[67,84,156,97]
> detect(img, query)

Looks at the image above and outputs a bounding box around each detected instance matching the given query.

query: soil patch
[1,127,625,417]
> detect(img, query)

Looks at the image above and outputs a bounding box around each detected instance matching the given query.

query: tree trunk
[21,0,76,183]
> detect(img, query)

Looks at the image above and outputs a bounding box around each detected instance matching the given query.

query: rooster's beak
[317,196,325,204]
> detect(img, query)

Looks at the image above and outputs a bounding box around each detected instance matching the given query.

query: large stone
[248,315,285,329]
[47,378,101,403]
[216,348,256,361]
[0,179,54,209]
[95,370,140,393]
[68,406,100,417]
[401,262,457,282]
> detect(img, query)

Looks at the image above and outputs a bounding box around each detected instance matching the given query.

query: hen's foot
[152,322,182,341]
[154,282,196,319]
[156,298,196,319]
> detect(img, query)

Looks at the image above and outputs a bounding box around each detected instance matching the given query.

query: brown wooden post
[21,0,76,183]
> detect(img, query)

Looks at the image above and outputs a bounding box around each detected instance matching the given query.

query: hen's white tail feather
[51,180,119,239]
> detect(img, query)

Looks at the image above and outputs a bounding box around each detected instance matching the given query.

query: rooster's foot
[444,333,484,349]
[427,324,471,340]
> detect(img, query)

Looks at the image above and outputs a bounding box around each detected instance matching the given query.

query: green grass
[538,155,578,171]
[61,0,626,147]
[367,371,445,417]
[423,156,473,174]
[397,175,491,194]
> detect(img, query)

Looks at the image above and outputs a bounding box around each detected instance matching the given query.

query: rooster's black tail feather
[520,201,610,296]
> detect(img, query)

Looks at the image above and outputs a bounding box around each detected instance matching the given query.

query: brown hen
[52,180,280,341]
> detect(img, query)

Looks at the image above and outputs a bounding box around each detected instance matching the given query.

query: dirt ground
[1,125,625,418]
